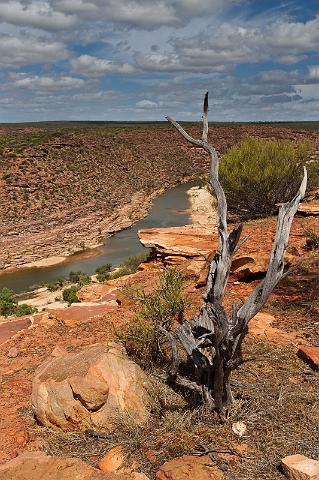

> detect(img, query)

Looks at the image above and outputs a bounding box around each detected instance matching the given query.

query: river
[0,182,193,294]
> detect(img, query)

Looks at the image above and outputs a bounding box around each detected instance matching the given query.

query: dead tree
[164,92,307,411]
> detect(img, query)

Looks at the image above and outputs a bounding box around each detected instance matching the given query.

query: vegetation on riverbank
[0,288,37,317]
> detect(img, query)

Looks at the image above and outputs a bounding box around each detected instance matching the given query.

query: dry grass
[24,336,319,479]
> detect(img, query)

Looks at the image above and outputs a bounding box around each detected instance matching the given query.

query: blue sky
[0,0,318,122]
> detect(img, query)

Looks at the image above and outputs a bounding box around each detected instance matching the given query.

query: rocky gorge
[1,123,318,272]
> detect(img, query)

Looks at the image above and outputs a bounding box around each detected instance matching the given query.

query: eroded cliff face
[0,190,159,270]
[0,124,318,270]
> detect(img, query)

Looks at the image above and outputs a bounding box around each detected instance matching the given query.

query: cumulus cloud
[53,0,240,29]
[255,69,302,85]
[0,0,78,31]
[13,74,85,90]
[135,99,158,109]
[0,0,242,32]
[71,54,136,76]
[0,34,68,67]
[136,15,319,73]
[308,65,319,82]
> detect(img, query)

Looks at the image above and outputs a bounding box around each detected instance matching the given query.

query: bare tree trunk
[165,93,307,411]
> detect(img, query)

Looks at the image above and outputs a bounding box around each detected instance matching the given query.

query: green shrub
[307,159,319,192]
[0,288,38,317]
[219,137,313,218]
[304,229,319,250]
[138,266,187,329]
[96,263,112,282]
[62,285,80,304]
[110,266,133,279]
[114,318,156,364]
[99,254,148,282]
[0,288,17,316]
[95,263,112,275]
[96,272,111,282]
[68,271,83,283]
[68,271,91,286]
[78,274,91,286]
[194,173,209,188]
[122,253,148,273]
[47,279,64,291]
[118,267,187,365]
[15,304,38,317]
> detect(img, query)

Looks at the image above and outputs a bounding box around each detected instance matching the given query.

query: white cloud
[255,69,301,84]
[135,99,158,109]
[71,54,136,76]
[0,34,68,67]
[0,0,78,31]
[308,65,319,82]
[53,0,240,29]
[136,15,319,73]
[0,0,242,33]
[13,74,85,90]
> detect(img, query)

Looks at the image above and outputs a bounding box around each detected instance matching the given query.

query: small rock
[130,474,150,480]
[145,450,159,464]
[232,421,247,438]
[51,345,68,357]
[298,346,319,370]
[15,431,29,449]
[98,445,124,473]
[156,455,224,480]
[282,454,319,479]
[0,451,110,479]
[8,347,19,358]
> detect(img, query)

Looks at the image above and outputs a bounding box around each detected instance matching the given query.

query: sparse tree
[163,93,307,411]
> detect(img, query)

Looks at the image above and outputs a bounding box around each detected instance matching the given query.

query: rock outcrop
[156,455,224,480]
[0,452,109,480]
[138,218,309,281]
[32,343,153,432]
[298,200,319,215]
[298,346,319,370]
[138,224,217,259]
[0,452,148,480]
[282,454,319,480]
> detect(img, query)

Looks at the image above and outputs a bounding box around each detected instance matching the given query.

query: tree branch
[237,167,307,324]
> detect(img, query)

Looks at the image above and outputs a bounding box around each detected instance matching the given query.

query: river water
[0,182,193,294]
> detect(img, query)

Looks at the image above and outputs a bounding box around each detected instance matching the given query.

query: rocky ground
[0,187,318,479]
[1,123,318,271]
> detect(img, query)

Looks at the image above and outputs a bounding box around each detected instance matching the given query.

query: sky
[0,0,318,122]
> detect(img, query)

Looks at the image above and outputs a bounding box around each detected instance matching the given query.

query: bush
[0,288,38,317]
[109,266,133,279]
[96,263,112,282]
[118,267,188,365]
[15,304,38,317]
[95,263,112,275]
[98,254,148,282]
[121,254,148,273]
[219,137,313,218]
[139,266,187,329]
[78,274,91,286]
[96,272,111,282]
[194,173,209,188]
[68,271,83,283]
[47,279,64,291]
[68,271,91,286]
[0,288,17,316]
[304,229,319,250]
[62,285,80,304]
[307,159,319,192]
